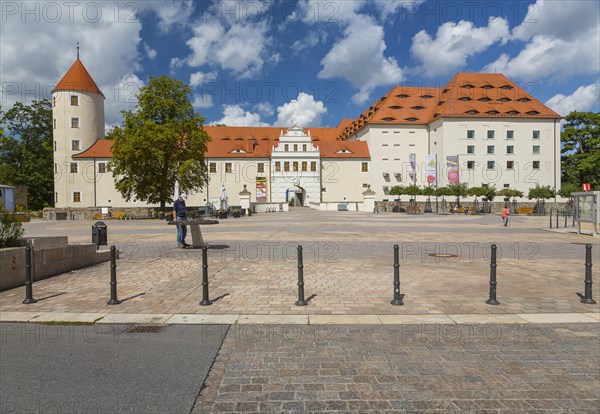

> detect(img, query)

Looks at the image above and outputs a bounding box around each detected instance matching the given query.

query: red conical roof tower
[52,57,104,97]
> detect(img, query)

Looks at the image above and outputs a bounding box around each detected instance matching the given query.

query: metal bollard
[200,246,212,306]
[564,210,568,228]
[549,208,553,228]
[22,245,37,304]
[391,244,403,305]
[107,246,121,305]
[555,208,559,228]
[485,244,500,305]
[295,245,308,306]
[581,244,597,304]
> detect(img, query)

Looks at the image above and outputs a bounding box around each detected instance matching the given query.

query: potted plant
[218,209,228,219]
[232,209,241,218]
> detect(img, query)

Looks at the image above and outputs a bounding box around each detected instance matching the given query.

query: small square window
[225,163,232,173]
[311,162,317,172]
[506,130,514,139]
[209,163,217,173]
[467,161,475,169]
[275,162,281,172]
[467,145,475,154]
[302,144,307,152]
[533,145,540,154]
[487,161,495,169]
[98,163,107,173]
[507,145,514,154]
[533,161,540,169]
[504,183,510,188]
[533,130,540,139]
[467,130,475,139]
[361,162,369,172]
[71,117,80,128]
[73,192,81,202]
[293,144,298,152]
[507,161,514,170]
[71,140,80,151]
[70,95,79,106]
[487,145,495,154]
[284,144,289,151]
[70,163,78,173]
[301,161,307,172]
[257,163,265,173]
[487,130,495,139]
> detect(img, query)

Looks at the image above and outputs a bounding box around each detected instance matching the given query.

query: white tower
[52,50,105,208]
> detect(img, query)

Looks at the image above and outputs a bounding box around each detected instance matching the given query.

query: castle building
[52,57,562,213]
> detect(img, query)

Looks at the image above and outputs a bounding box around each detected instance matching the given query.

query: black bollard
[107,246,121,305]
[486,244,500,305]
[200,246,212,306]
[22,245,37,304]
[564,210,568,228]
[549,208,553,228]
[555,208,559,228]
[391,244,403,305]
[581,244,597,304]
[295,245,308,306]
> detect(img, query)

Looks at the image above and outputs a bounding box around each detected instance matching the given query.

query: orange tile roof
[52,59,104,97]
[72,139,113,158]
[317,141,370,158]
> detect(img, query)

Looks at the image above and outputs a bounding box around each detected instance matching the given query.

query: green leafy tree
[389,185,405,197]
[497,188,523,199]
[0,100,53,210]
[109,76,211,211]
[435,186,450,197]
[422,185,436,198]
[561,111,600,188]
[404,184,421,197]
[558,182,579,198]
[528,184,555,200]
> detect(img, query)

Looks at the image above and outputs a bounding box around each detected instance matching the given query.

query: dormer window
[486,110,500,115]
[507,110,520,115]
[222,137,230,140]
[498,97,511,102]
[405,117,418,122]
[478,97,491,102]
[482,85,494,89]
[230,149,247,154]
[500,85,513,90]
[462,84,475,89]
[433,113,440,118]
[465,110,479,114]
[396,94,410,98]
[389,105,403,109]
[420,94,434,99]
[235,137,243,140]
[517,98,531,102]
[411,105,425,110]
[337,149,352,154]
[458,97,472,101]
[442,88,449,93]
[438,101,445,106]
[526,110,540,115]
[382,117,396,121]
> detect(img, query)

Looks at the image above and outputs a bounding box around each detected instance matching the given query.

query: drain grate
[124,325,166,334]
[428,253,459,258]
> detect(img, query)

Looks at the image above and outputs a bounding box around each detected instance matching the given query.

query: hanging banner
[446,155,459,184]
[256,178,267,202]
[424,155,437,184]
[409,153,416,183]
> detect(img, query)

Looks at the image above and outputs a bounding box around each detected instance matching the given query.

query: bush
[0,213,24,248]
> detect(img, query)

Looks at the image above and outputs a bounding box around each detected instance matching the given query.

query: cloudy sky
[1,0,598,128]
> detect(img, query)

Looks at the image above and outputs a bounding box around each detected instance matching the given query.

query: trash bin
[92,221,107,247]
[337,202,349,211]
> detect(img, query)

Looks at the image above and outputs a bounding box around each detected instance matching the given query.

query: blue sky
[1,0,599,128]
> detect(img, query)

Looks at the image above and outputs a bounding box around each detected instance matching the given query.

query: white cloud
[0,2,142,126]
[144,43,157,60]
[374,0,426,22]
[276,93,327,127]
[292,31,327,54]
[138,0,195,33]
[104,74,145,128]
[174,17,271,78]
[318,14,403,104]
[192,94,214,110]
[255,102,274,117]
[482,33,599,80]
[411,18,510,78]
[189,71,218,88]
[546,82,600,117]
[211,105,268,126]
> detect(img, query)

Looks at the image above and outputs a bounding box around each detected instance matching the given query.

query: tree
[561,111,600,188]
[109,76,211,211]
[528,185,555,200]
[558,183,579,198]
[0,100,53,210]
[404,184,421,198]
[497,188,523,199]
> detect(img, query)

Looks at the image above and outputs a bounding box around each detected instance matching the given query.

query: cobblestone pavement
[1,210,598,315]
[192,323,600,413]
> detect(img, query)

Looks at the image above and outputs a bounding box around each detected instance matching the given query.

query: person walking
[501,205,509,227]
[173,194,189,248]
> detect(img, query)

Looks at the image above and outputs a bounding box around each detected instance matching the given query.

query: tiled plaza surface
[1,209,598,316]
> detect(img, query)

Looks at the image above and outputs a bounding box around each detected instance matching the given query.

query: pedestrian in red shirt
[501,205,509,227]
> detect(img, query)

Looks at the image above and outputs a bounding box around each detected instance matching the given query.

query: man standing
[501,205,509,227]
[173,194,189,248]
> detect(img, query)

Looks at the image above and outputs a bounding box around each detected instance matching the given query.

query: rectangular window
[467,161,475,169]
[504,183,510,188]
[293,144,298,152]
[467,145,475,154]
[301,161,307,172]
[71,117,80,128]
[55,192,58,203]
[71,140,80,151]
[507,161,514,170]
[54,141,57,151]
[467,130,475,139]
[209,163,216,173]
[53,119,56,129]
[533,161,540,169]
[487,145,495,154]
[506,145,514,154]
[302,144,307,152]
[73,192,81,203]
[257,163,265,173]
[284,162,290,172]
[310,161,317,172]
[487,130,495,139]
[361,162,368,172]
[275,162,281,172]
[533,130,540,139]
[293,162,298,172]
[70,163,78,173]
[225,163,232,173]
[533,145,540,154]
[284,144,289,151]
[54,163,57,174]
[506,130,514,139]
[70,95,79,106]
[53,97,56,107]
[487,161,495,169]
[98,162,107,173]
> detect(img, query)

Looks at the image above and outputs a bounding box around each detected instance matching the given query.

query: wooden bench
[515,207,534,215]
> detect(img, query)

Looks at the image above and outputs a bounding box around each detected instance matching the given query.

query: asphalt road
[0,323,228,414]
